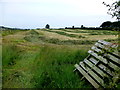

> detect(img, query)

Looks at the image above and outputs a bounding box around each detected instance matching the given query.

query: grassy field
[1,29,119,88]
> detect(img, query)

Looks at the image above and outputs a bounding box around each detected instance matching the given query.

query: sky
[0,0,117,29]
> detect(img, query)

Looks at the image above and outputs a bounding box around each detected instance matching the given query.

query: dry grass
[36,30,79,40]
[36,30,118,41]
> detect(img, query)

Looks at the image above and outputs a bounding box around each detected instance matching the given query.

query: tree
[100,21,112,28]
[72,26,74,29]
[103,0,120,21]
[81,25,84,28]
[45,24,50,29]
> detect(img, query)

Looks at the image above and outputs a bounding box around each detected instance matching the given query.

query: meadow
[1,29,119,88]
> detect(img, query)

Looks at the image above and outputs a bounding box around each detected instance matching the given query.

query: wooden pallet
[74,40,120,88]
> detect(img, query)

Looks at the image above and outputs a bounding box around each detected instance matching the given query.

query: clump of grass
[26,30,39,35]
[78,35,86,38]
[24,30,40,42]
[2,30,25,36]
[2,44,20,66]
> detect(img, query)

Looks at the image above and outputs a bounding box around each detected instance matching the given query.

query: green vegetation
[24,30,40,42]
[2,43,92,88]
[38,36,96,45]
[71,30,118,35]
[41,29,86,38]
[1,30,25,36]
[2,29,119,88]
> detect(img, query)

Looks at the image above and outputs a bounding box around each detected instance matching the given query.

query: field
[1,29,119,88]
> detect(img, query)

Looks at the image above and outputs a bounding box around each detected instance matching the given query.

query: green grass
[1,30,25,36]
[40,29,85,38]
[24,30,41,42]
[2,44,21,66]
[2,43,93,88]
[2,29,119,88]
[24,30,95,45]
[38,36,96,45]
[56,29,118,35]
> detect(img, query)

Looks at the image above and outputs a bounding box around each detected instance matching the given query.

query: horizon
[0,0,117,29]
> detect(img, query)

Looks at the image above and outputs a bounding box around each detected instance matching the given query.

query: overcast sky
[0,0,117,29]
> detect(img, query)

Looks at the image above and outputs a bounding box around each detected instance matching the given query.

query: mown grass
[2,30,26,36]
[24,30,94,45]
[52,29,118,35]
[41,29,86,38]
[2,43,93,88]
[24,30,118,45]
[24,30,40,42]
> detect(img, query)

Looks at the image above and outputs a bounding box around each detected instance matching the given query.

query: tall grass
[30,45,92,88]
[2,44,92,88]
[2,44,20,66]
[2,30,25,36]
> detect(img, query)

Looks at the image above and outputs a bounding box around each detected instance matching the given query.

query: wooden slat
[107,61,120,70]
[107,54,120,65]
[91,46,101,52]
[95,42,119,56]
[98,40,118,48]
[80,62,104,86]
[89,57,99,65]
[112,51,119,56]
[74,64,100,88]
[95,42,107,49]
[88,50,108,64]
[89,50,119,71]
[98,64,114,76]
[98,40,112,46]
[91,46,120,65]
[84,59,108,78]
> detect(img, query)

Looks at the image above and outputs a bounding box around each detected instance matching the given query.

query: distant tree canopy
[100,21,112,28]
[45,24,50,29]
[100,21,120,29]
[72,26,74,29]
[103,0,120,21]
[81,25,84,28]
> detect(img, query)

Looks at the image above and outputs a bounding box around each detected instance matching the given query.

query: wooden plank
[88,50,119,70]
[95,42,107,49]
[74,64,100,88]
[91,46,120,65]
[107,61,120,71]
[107,54,120,65]
[92,46,120,64]
[88,50,108,64]
[95,42,119,56]
[112,51,119,56]
[98,64,114,76]
[91,46,102,52]
[80,62,104,86]
[98,40,118,48]
[98,40,112,46]
[89,57,99,65]
[84,59,108,78]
